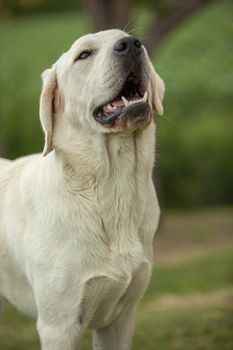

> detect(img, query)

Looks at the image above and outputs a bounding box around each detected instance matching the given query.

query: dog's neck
[53,118,156,174]
[52,122,156,252]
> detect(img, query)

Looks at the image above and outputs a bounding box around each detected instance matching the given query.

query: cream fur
[0,29,164,350]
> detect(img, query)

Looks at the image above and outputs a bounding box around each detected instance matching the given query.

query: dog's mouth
[94,72,150,128]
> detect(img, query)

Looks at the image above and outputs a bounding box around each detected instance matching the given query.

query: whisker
[123,17,134,33]
[138,34,146,42]
[160,115,175,125]
[126,26,143,35]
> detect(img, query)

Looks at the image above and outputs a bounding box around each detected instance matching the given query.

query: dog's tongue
[102,98,124,114]
[111,98,124,107]
[112,96,140,107]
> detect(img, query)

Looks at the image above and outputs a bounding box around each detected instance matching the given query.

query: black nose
[113,36,142,57]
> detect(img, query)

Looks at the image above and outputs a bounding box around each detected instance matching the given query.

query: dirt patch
[154,207,233,265]
[139,288,233,319]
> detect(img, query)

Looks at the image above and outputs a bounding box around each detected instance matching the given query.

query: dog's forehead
[70,29,128,51]
[55,29,130,75]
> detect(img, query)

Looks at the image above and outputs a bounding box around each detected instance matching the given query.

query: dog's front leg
[92,306,136,350]
[32,274,85,350]
[37,316,84,350]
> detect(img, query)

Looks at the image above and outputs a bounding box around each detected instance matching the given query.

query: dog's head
[40,29,165,155]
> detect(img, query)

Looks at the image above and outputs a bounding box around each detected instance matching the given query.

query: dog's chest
[71,173,147,328]
[78,181,147,329]
[80,271,130,329]
[80,258,150,330]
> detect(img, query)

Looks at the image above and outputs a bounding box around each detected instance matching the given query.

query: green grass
[145,247,233,301]
[135,305,233,350]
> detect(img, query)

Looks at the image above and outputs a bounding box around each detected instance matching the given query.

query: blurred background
[0,0,232,349]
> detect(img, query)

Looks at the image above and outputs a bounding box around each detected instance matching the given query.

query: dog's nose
[113,36,142,57]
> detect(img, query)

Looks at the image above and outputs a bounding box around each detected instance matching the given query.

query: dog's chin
[94,102,152,131]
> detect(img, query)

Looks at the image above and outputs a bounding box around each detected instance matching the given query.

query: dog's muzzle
[94,36,151,130]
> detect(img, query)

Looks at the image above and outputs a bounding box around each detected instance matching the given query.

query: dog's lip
[94,100,150,127]
[93,71,148,126]
[93,92,148,126]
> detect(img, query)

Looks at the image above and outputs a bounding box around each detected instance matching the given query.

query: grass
[0,207,232,349]
[146,247,233,301]
[136,302,233,350]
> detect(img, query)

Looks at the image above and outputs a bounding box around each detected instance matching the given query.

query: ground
[0,207,232,349]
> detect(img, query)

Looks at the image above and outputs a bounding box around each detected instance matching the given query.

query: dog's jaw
[93,69,151,130]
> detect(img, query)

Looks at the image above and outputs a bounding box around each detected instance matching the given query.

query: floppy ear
[40,67,59,156]
[149,62,165,116]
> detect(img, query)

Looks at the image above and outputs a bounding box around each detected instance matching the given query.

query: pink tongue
[111,98,124,107]
[111,96,141,107]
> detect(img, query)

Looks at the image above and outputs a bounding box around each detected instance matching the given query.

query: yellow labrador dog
[0,29,164,349]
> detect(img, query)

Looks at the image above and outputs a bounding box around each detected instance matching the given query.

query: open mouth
[94,72,149,126]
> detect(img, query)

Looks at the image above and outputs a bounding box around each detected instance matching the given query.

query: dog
[0,29,164,349]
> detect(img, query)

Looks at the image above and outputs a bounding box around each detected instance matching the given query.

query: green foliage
[0,12,90,157]
[155,0,233,207]
[0,0,232,207]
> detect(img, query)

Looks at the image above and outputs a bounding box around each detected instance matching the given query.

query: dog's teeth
[107,104,113,111]
[121,96,129,106]
[142,91,148,102]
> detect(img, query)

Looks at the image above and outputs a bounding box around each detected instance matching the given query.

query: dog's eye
[74,50,92,61]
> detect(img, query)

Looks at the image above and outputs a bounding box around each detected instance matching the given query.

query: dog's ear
[149,62,165,116]
[40,66,61,156]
